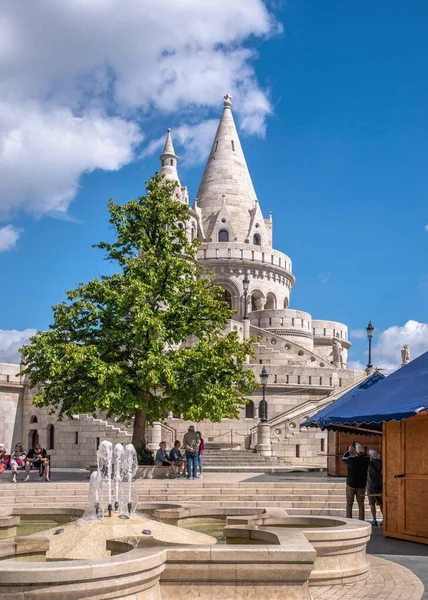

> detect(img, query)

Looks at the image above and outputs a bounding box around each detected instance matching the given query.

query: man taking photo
[342,442,370,521]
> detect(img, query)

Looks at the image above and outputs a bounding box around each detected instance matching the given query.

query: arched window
[222,289,232,309]
[170,159,174,166]
[218,229,229,242]
[283,297,289,309]
[245,400,255,419]
[29,430,39,449]
[47,424,55,450]
[162,159,165,166]
[30,415,38,424]
[191,227,195,241]
[178,222,184,229]
[253,233,261,245]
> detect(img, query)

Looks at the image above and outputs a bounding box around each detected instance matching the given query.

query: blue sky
[1,0,427,368]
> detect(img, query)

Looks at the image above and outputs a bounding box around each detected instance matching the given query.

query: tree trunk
[132,409,147,449]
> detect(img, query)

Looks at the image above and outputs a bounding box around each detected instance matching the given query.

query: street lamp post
[366,321,374,370]
[259,366,269,422]
[242,274,249,320]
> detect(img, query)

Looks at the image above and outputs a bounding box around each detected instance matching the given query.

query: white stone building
[0,96,365,467]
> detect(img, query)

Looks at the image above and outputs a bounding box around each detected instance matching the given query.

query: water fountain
[88,440,138,518]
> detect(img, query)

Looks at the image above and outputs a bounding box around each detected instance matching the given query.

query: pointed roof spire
[160,128,180,184]
[195,94,266,243]
[163,128,176,156]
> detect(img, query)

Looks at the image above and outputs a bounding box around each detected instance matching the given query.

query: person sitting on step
[169,440,186,477]
[10,442,26,483]
[154,441,175,477]
[24,444,51,482]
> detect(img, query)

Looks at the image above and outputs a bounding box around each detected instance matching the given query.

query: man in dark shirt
[342,443,370,521]
[24,444,50,482]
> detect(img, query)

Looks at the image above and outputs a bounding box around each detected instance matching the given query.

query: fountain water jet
[98,441,113,516]
[113,443,125,512]
[124,444,138,514]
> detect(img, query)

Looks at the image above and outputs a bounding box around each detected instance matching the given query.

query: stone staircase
[202,448,278,472]
[1,480,372,517]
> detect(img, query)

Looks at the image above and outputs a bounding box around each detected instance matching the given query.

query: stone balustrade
[198,242,294,277]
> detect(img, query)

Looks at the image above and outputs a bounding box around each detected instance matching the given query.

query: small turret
[160,129,180,185]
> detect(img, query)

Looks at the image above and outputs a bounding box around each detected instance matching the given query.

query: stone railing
[197,242,294,277]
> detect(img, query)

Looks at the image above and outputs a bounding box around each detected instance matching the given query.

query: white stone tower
[194,95,295,329]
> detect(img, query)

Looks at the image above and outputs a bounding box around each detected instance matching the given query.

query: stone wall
[0,364,24,451]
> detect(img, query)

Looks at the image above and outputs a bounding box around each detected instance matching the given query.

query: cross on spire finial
[223,93,232,109]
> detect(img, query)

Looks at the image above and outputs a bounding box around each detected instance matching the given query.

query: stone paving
[311,556,424,600]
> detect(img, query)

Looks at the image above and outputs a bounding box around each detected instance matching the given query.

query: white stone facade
[0,95,365,468]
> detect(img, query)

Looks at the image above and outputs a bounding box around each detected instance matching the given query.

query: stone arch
[47,424,55,450]
[30,415,38,424]
[265,293,277,310]
[251,290,265,312]
[245,400,255,419]
[221,289,232,309]
[213,278,241,315]
[283,297,289,309]
[253,233,261,246]
[218,229,229,242]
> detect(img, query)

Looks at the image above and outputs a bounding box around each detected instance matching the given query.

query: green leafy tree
[20,174,257,449]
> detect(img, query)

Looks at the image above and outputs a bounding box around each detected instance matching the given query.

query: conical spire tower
[160,128,180,184]
[195,95,268,244]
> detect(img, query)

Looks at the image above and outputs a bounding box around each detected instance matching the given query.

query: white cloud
[0,225,21,251]
[350,329,367,339]
[424,224,428,231]
[0,103,143,218]
[0,329,37,364]
[0,0,277,220]
[373,320,428,372]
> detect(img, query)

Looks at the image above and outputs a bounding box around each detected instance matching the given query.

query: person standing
[367,449,383,526]
[183,425,200,480]
[196,431,204,479]
[342,442,370,521]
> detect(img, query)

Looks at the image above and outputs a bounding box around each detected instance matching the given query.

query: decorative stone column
[147,421,162,451]
[256,422,272,457]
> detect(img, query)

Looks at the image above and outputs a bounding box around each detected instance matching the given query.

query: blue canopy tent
[302,351,428,430]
